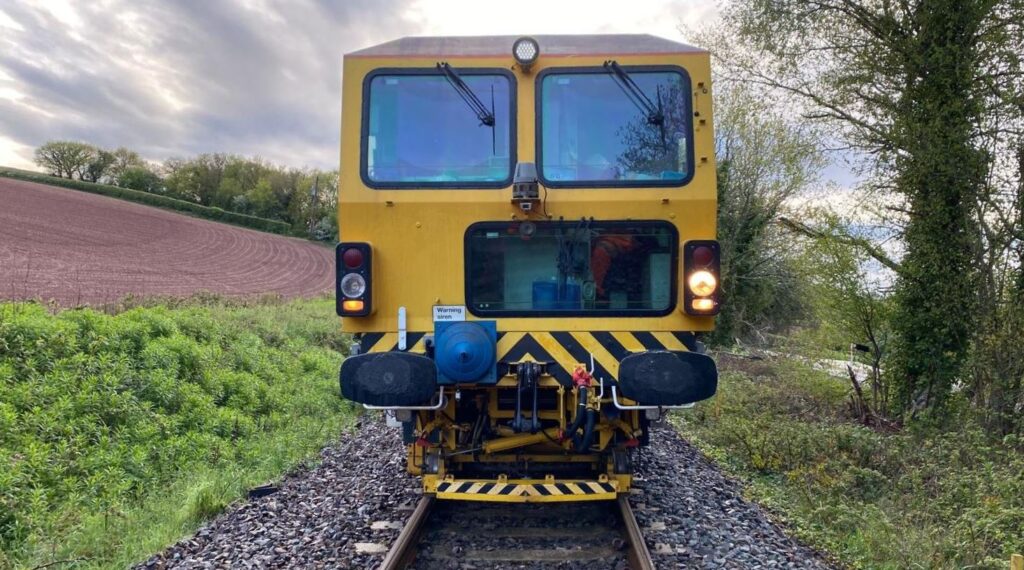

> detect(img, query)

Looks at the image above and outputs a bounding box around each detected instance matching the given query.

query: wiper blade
[436,62,496,127]
[603,60,665,127]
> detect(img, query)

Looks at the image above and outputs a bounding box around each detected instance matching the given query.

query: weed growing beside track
[674,356,1024,569]
[0,296,354,569]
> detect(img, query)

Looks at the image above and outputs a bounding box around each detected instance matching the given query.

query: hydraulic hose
[564,387,588,440]
[576,408,597,452]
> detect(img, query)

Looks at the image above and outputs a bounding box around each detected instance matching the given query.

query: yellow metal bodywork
[339,50,717,334]
[338,39,716,501]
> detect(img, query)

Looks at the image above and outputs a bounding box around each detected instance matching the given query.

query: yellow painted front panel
[339,50,717,334]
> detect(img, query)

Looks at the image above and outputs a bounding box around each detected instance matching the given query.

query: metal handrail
[363,389,448,411]
[609,386,695,410]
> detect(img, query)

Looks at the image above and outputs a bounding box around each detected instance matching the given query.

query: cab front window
[537,67,692,187]
[362,69,515,188]
[466,221,678,317]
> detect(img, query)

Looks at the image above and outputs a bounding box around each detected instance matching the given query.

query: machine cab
[336,35,720,502]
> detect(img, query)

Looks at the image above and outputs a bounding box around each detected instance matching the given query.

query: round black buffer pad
[617,350,718,406]
[339,352,438,407]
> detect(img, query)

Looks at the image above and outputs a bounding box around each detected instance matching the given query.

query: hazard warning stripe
[435,481,617,497]
[361,331,698,382]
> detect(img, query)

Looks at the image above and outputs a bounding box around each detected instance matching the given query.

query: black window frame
[535,65,695,189]
[464,220,679,318]
[360,67,518,190]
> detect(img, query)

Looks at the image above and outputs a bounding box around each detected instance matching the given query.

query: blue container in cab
[532,280,557,310]
[559,281,581,310]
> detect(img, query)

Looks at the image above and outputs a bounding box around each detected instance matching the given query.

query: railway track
[379,496,655,570]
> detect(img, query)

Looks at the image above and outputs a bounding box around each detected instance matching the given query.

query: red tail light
[342,247,364,269]
[683,240,721,316]
[336,242,372,316]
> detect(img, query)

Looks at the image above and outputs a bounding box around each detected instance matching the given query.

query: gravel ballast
[138,417,835,569]
[632,423,834,569]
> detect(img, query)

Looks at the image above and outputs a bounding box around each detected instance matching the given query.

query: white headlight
[340,273,366,298]
[688,270,717,297]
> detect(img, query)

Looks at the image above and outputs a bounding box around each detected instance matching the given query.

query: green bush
[674,358,1024,569]
[0,297,354,569]
[0,167,295,236]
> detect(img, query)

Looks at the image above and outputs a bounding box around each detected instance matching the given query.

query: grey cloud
[0,0,418,169]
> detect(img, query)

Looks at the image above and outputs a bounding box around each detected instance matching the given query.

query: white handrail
[609,386,695,410]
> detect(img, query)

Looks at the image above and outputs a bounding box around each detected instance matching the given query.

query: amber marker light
[342,299,365,312]
[692,298,715,312]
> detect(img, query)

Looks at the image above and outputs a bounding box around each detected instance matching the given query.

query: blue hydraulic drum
[434,321,497,384]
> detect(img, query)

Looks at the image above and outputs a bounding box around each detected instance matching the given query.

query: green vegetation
[674,358,1024,569]
[0,166,295,236]
[709,84,821,345]
[0,296,354,569]
[24,140,339,241]
[714,0,1024,424]
[694,7,1023,564]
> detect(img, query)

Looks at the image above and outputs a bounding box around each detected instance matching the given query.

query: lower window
[465,221,677,316]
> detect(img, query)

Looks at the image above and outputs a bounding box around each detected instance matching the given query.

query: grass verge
[673,355,1024,570]
[0,296,354,569]
[0,167,295,237]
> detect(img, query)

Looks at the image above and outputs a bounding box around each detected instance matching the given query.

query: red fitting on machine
[415,437,430,448]
[624,438,641,448]
[572,366,593,388]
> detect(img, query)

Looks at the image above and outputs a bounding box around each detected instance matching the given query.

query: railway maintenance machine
[337,35,720,503]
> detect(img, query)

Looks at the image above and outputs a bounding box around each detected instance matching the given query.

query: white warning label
[432,305,466,322]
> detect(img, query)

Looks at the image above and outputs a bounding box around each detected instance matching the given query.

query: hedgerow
[0,168,295,236]
[0,297,353,569]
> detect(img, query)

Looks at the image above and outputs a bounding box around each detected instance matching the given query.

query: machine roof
[346,34,706,58]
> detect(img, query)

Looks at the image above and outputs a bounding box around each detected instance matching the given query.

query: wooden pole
[1010,553,1023,570]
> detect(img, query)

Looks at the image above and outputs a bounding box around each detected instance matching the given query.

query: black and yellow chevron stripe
[436,480,617,500]
[357,330,697,382]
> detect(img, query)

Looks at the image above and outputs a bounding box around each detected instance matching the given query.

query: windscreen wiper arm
[436,62,496,128]
[603,60,665,127]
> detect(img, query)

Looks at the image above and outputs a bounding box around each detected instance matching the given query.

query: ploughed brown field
[0,177,334,306]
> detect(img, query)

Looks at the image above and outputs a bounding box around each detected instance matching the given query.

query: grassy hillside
[674,357,1024,569]
[0,167,295,236]
[0,296,353,569]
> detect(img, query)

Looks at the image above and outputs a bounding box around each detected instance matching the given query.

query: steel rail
[378,496,434,570]
[618,495,656,570]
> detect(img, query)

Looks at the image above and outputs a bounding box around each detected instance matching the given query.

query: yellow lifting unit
[336,35,720,502]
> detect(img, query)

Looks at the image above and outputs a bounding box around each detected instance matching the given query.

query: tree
[708,84,824,344]
[82,148,115,183]
[886,2,989,410]
[117,166,162,193]
[719,0,1022,414]
[34,140,341,241]
[162,153,227,204]
[33,141,93,179]
[798,214,894,420]
[108,147,144,180]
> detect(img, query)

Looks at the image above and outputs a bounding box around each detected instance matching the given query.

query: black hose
[564,387,588,439]
[576,408,597,452]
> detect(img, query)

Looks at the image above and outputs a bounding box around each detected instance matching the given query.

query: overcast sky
[0,0,721,171]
